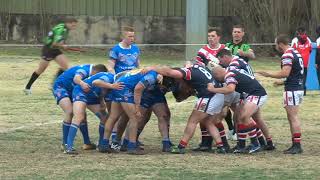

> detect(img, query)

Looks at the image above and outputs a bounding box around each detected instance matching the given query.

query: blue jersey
[109,43,140,74]
[73,72,114,104]
[55,64,92,92]
[113,69,158,103]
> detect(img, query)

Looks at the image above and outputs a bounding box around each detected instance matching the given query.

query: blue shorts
[72,87,100,105]
[52,82,72,104]
[141,93,167,108]
[112,88,134,104]
[104,90,114,102]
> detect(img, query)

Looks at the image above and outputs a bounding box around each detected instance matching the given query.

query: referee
[24,17,78,95]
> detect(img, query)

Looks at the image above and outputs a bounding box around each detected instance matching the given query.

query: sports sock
[79,122,91,144]
[215,122,229,147]
[256,128,266,146]
[200,123,213,147]
[292,133,301,144]
[111,131,117,142]
[98,123,105,144]
[66,123,79,149]
[62,121,71,145]
[247,123,259,147]
[122,138,129,147]
[99,138,109,146]
[266,137,273,146]
[127,141,137,150]
[25,72,40,89]
[178,140,188,149]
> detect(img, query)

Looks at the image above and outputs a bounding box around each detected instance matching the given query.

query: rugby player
[64,71,124,154]
[53,64,108,151]
[98,69,165,155]
[258,34,304,154]
[208,67,267,154]
[106,26,141,144]
[217,49,275,150]
[24,17,78,95]
[143,64,227,154]
[192,27,236,151]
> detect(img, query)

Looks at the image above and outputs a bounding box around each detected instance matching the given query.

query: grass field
[0,47,320,179]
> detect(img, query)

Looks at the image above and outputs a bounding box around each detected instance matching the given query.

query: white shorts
[283,91,303,106]
[224,92,240,107]
[194,93,224,115]
[244,95,268,107]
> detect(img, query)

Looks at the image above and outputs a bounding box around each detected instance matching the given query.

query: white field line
[0,100,195,134]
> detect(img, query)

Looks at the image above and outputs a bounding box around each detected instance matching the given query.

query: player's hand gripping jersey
[225,70,266,96]
[112,69,158,103]
[73,72,114,105]
[227,56,254,76]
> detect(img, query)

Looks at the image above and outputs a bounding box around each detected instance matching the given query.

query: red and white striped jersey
[196,44,225,65]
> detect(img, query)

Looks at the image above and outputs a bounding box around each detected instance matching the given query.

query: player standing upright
[24,17,78,95]
[258,34,304,154]
[193,27,234,151]
[106,26,141,144]
[291,27,312,96]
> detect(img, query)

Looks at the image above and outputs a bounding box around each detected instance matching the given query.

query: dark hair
[208,27,222,36]
[216,48,232,58]
[64,17,78,23]
[233,24,245,32]
[93,64,108,72]
[296,27,306,33]
[275,34,290,45]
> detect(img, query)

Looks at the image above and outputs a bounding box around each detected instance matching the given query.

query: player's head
[275,34,290,53]
[208,27,222,47]
[296,27,307,44]
[92,64,108,75]
[212,66,227,82]
[232,24,245,43]
[171,79,195,102]
[216,48,233,67]
[121,26,135,45]
[64,17,78,30]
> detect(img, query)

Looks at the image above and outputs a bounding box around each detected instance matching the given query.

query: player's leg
[171,110,209,154]
[152,102,172,152]
[54,54,69,81]
[235,101,260,154]
[252,111,275,150]
[193,122,213,151]
[99,102,123,152]
[284,106,302,154]
[283,91,303,154]
[24,59,50,94]
[84,104,108,150]
[121,102,144,155]
[58,97,73,149]
[65,101,87,154]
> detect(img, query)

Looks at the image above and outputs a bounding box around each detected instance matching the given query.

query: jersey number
[298,57,304,75]
[198,66,212,79]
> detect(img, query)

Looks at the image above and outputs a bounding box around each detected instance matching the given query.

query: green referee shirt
[43,23,69,49]
[225,41,251,62]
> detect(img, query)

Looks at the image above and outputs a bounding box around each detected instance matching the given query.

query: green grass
[0,47,320,179]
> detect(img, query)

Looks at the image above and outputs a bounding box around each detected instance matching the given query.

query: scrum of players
[32,23,305,155]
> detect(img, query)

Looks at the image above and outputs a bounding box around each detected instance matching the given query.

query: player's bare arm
[107,59,116,74]
[257,65,291,79]
[207,83,235,94]
[92,80,124,90]
[73,74,90,92]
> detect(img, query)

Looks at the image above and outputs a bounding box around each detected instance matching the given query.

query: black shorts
[41,45,63,61]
